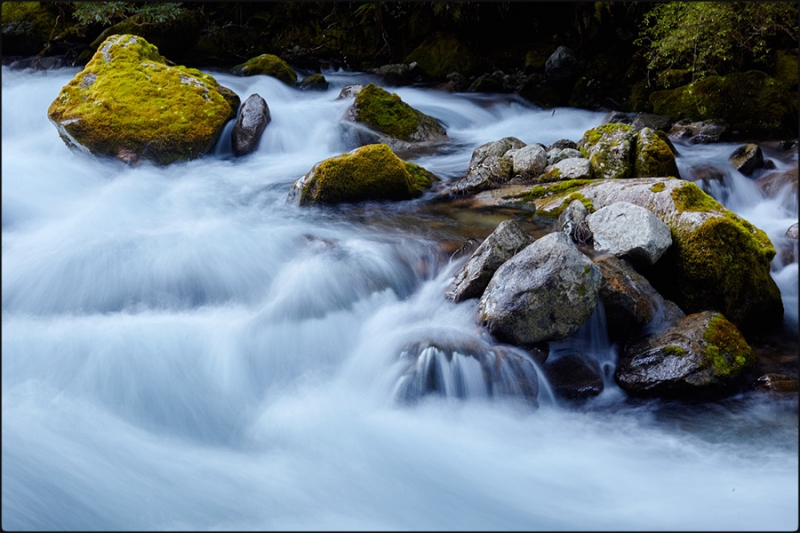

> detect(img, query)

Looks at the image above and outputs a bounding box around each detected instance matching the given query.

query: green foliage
[637,2,798,81]
[72,2,184,28]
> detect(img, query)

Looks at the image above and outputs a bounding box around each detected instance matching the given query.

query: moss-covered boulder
[350,83,447,143]
[578,123,680,180]
[616,311,754,399]
[635,128,680,178]
[231,54,297,86]
[287,144,437,206]
[297,73,329,91]
[47,34,240,165]
[519,177,783,336]
[403,32,479,80]
[649,70,797,138]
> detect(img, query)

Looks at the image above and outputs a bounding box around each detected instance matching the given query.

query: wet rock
[632,113,673,133]
[594,255,684,342]
[754,373,799,393]
[510,144,548,178]
[587,202,673,267]
[543,353,604,400]
[755,168,798,198]
[545,46,578,82]
[729,144,765,177]
[478,231,601,345]
[288,144,436,206]
[547,147,583,166]
[446,219,534,303]
[602,111,632,125]
[369,62,422,85]
[469,137,526,169]
[443,72,470,92]
[667,119,729,144]
[786,223,799,240]
[394,339,539,405]
[615,311,755,399]
[684,165,725,189]
[468,72,507,93]
[337,84,364,99]
[297,73,329,91]
[446,155,514,197]
[232,94,270,157]
[557,199,593,247]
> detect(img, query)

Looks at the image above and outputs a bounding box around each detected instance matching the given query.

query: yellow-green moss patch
[354,84,420,141]
[232,54,297,85]
[701,314,754,377]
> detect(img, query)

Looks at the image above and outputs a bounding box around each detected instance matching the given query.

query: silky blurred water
[2,66,797,531]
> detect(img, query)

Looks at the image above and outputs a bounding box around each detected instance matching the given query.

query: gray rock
[557,199,593,246]
[446,219,534,303]
[369,62,422,85]
[602,111,632,125]
[232,94,270,157]
[547,147,583,166]
[615,311,754,399]
[548,139,577,151]
[593,255,684,342]
[668,119,729,144]
[631,113,673,132]
[510,144,548,178]
[786,223,798,240]
[469,137,526,169]
[478,231,601,345]
[447,155,514,197]
[578,124,637,180]
[336,84,363,99]
[545,46,578,82]
[541,157,593,181]
[587,202,672,266]
[729,143,765,177]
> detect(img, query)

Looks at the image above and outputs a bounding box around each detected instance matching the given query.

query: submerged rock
[615,311,755,399]
[231,54,297,85]
[47,34,239,165]
[478,231,601,345]
[287,144,436,206]
[231,94,270,157]
[446,219,534,303]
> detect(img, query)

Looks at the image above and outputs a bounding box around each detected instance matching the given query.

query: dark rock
[545,46,578,82]
[668,119,730,144]
[297,73,329,91]
[615,311,755,399]
[549,139,578,151]
[446,219,534,303]
[602,111,632,125]
[468,73,506,93]
[543,353,604,400]
[477,231,601,345]
[684,165,725,188]
[729,144,765,177]
[631,113,673,132]
[232,94,270,157]
[557,199,593,247]
[786,223,799,240]
[443,72,470,92]
[754,373,799,393]
[369,62,422,86]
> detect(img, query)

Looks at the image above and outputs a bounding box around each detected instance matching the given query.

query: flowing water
[2,66,798,530]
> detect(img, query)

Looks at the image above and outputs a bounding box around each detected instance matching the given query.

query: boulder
[684,165,725,189]
[446,155,514,197]
[231,94,270,157]
[754,373,799,394]
[446,219,534,303]
[337,84,363,99]
[297,73,329,91]
[549,139,578,151]
[510,144,548,178]
[588,202,673,266]
[635,127,680,178]
[345,83,447,147]
[540,158,593,182]
[231,54,297,85]
[526,177,783,336]
[557,199,593,246]
[469,137,526,169]
[47,35,239,165]
[545,46,578,82]
[594,255,685,342]
[394,339,539,404]
[667,119,729,144]
[615,311,755,399]
[650,70,797,139]
[602,111,632,125]
[786,223,799,240]
[369,62,422,85]
[729,143,765,177]
[477,231,601,345]
[577,123,637,180]
[631,113,673,132]
[287,144,436,206]
[543,353,604,400]
[547,147,583,166]
[755,168,798,199]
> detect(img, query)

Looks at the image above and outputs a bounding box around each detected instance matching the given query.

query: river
[2,66,797,530]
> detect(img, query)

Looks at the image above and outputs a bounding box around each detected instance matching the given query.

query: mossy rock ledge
[344,83,447,153]
[287,144,438,206]
[231,54,297,86]
[47,34,240,165]
[515,177,783,336]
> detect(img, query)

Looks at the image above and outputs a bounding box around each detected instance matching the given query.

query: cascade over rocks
[587,201,673,267]
[527,177,783,336]
[594,255,685,343]
[287,144,437,206]
[615,311,755,399]
[47,34,239,165]
[729,144,765,177]
[477,231,601,345]
[231,94,270,157]
[446,219,534,303]
[543,353,604,400]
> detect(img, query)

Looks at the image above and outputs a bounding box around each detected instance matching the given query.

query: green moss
[635,128,680,178]
[650,182,666,193]
[47,35,238,165]
[577,284,588,296]
[510,179,596,204]
[663,345,687,357]
[701,314,753,377]
[233,54,297,85]
[670,182,723,213]
[298,144,435,205]
[578,123,635,155]
[354,84,420,141]
[298,73,329,91]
